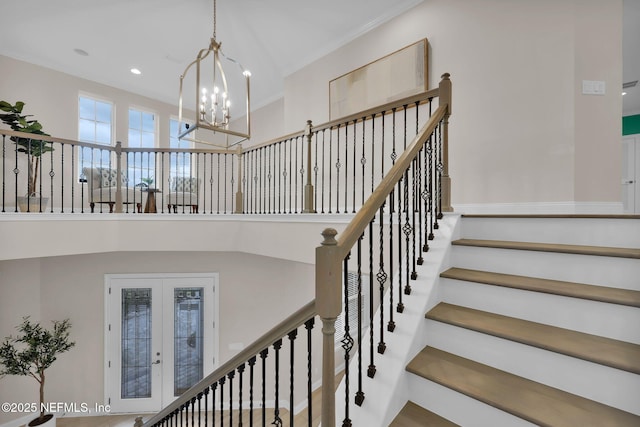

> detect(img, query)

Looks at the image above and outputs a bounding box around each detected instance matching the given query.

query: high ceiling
[0,0,423,110]
[0,0,637,115]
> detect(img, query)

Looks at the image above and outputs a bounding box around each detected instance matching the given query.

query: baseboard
[452,202,624,215]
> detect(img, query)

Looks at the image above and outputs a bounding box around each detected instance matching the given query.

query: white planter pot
[17,196,49,212]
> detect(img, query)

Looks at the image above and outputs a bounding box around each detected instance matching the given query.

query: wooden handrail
[0,129,237,155]
[141,300,317,427]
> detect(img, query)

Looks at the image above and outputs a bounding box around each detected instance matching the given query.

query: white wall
[0,251,314,424]
[283,0,623,209]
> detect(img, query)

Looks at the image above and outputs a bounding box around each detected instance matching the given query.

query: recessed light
[130,68,142,75]
[622,91,627,96]
[74,48,89,57]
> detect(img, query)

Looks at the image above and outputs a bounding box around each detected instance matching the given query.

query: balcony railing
[1,83,446,217]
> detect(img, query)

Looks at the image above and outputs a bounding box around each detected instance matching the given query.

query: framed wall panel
[329,39,428,120]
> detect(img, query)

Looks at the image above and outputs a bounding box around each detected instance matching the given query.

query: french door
[105,274,218,412]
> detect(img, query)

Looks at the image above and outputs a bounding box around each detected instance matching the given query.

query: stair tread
[452,238,640,259]
[389,401,459,427]
[440,267,640,307]
[426,303,640,374]
[461,214,640,219]
[407,346,640,427]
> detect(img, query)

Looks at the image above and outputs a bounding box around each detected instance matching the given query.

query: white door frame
[104,273,219,412]
[622,135,640,214]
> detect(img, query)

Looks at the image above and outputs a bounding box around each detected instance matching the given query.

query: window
[128,108,157,186]
[78,96,113,180]
[335,271,370,343]
[169,119,192,179]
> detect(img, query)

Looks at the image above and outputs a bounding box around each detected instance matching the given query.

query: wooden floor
[56,373,343,427]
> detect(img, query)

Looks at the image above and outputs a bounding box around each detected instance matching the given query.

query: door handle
[152,359,161,365]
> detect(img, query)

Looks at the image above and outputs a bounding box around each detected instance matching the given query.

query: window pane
[141,132,155,148]
[79,97,94,120]
[96,101,112,123]
[79,119,95,142]
[95,122,111,144]
[174,287,204,396]
[142,112,155,133]
[129,110,141,130]
[128,130,141,148]
[121,288,152,399]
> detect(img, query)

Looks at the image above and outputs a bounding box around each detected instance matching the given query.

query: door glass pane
[174,287,204,396]
[121,288,152,399]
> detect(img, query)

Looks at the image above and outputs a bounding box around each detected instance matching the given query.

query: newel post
[115,141,123,213]
[316,228,341,427]
[234,144,244,214]
[303,120,316,213]
[438,73,453,213]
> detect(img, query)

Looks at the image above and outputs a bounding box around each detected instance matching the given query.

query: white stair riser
[461,217,640,248]
[439,278,640,344]
[424,321,640,415]
[451,246,640,290]
[406,373,538,427]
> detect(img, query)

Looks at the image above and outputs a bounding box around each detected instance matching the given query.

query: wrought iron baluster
[190,397,195,427]
[228,371,234,427]
[328,127,333,213]
[341,253,354,427]
[219,376,225,427]
[369,209,377,377]
[55,143,60,213]
[204,387,210,427]
[288,138,293,213]
[352,119,357,213]
[267,144,272,214]
[217,154,221,214]
[230,152,234,214]
[260,348,268,427]
[344,124,349,214]
[197,393,203,427]
[305,318,315,426]
[321,130,326,213]
[355,233,365,406]
[336,125,341,213]
[277,142,282,214]
[249,356,256,427]
[238,364,245,427]
[287,329,297,427]
[211,381,217,427]
[294,136,299,213]
[435,121,442,228]
[314,131,319,213]
[272,339,284,426]
[360,118,366,209]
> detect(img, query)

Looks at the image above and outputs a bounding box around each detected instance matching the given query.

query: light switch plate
[582,80,606,95]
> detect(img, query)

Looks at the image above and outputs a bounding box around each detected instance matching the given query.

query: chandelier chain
[213,0,217,40]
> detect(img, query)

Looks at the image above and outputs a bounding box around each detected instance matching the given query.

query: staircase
[391,215,640,426]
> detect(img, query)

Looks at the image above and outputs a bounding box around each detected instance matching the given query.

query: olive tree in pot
[0,101,53,211]
[0,318,75,427]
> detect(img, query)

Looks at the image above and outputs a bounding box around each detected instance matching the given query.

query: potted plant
[0,318,75,427]
[0,101,53,211]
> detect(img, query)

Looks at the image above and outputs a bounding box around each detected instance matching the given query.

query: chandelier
[178,0,251,147]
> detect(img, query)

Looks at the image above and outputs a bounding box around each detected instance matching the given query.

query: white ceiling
[0,0,638,115]
[0,0,423,111]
